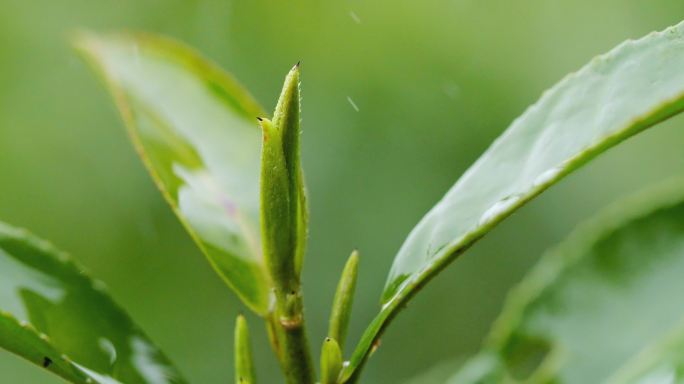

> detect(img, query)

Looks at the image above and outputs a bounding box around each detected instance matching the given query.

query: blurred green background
[2,0,684,382]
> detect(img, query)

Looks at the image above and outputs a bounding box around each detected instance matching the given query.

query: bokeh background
[2,0,684,382]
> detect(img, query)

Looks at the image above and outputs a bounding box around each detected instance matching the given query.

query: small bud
[234,315,256,384]
[259,65,308,295]
[320,337,343,384]
[327,250,360,350]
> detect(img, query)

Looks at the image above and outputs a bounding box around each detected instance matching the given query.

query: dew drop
[99,338,117,365]
[381,296,397,312]
[93,280,108,291]
[533,167,562,188]
[479,195,522,226]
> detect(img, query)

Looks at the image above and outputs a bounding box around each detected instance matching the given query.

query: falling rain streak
[347,97,360,112]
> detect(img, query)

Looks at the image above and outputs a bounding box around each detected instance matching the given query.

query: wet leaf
[0,221,186,383]
[345,20,684,380]
[75,33,272,314]
[448,180,684,383]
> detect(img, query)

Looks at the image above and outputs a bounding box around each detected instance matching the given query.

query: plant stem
[269,288,315,384]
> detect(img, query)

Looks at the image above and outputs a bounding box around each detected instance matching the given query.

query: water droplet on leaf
[479,195,522,226]
[533,167,562,187]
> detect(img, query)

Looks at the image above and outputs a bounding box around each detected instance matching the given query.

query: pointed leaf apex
[350,249,360,262]
[320,337,343,384]
[235,315,256,384]
[327,250,360,350]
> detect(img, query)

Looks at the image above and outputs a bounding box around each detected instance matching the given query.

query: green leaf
[320,337,343,384]
[327,250,359,351]
[0,221,186,384]
[447,179,684,383]
[234,315,256,384]
[344,20,684,380]
[74,32,272,315]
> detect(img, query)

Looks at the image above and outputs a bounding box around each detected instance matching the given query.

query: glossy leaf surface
[76,33,272,314]
[344,21,684,379]
[448,180,684,383]
[0,222,185,383]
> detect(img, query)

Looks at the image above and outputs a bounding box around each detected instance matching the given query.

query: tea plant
[2,19,684,384]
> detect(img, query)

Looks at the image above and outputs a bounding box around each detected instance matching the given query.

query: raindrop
[380,299,393,312]
[93,280,108,292]
[349,11,361,24]
[479,195,522,226]
[347,96,360,112]
[533,167,562,188]
[99,338,117,365]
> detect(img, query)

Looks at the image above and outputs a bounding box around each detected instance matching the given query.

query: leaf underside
[75,33,272,315]
[345,20,684,379]
[0,221,186,384]
[448,179,684,384]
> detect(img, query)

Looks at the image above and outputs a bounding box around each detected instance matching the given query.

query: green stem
[270,288,315,384]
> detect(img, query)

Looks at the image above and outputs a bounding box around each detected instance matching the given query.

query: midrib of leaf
[344,21,684,381]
